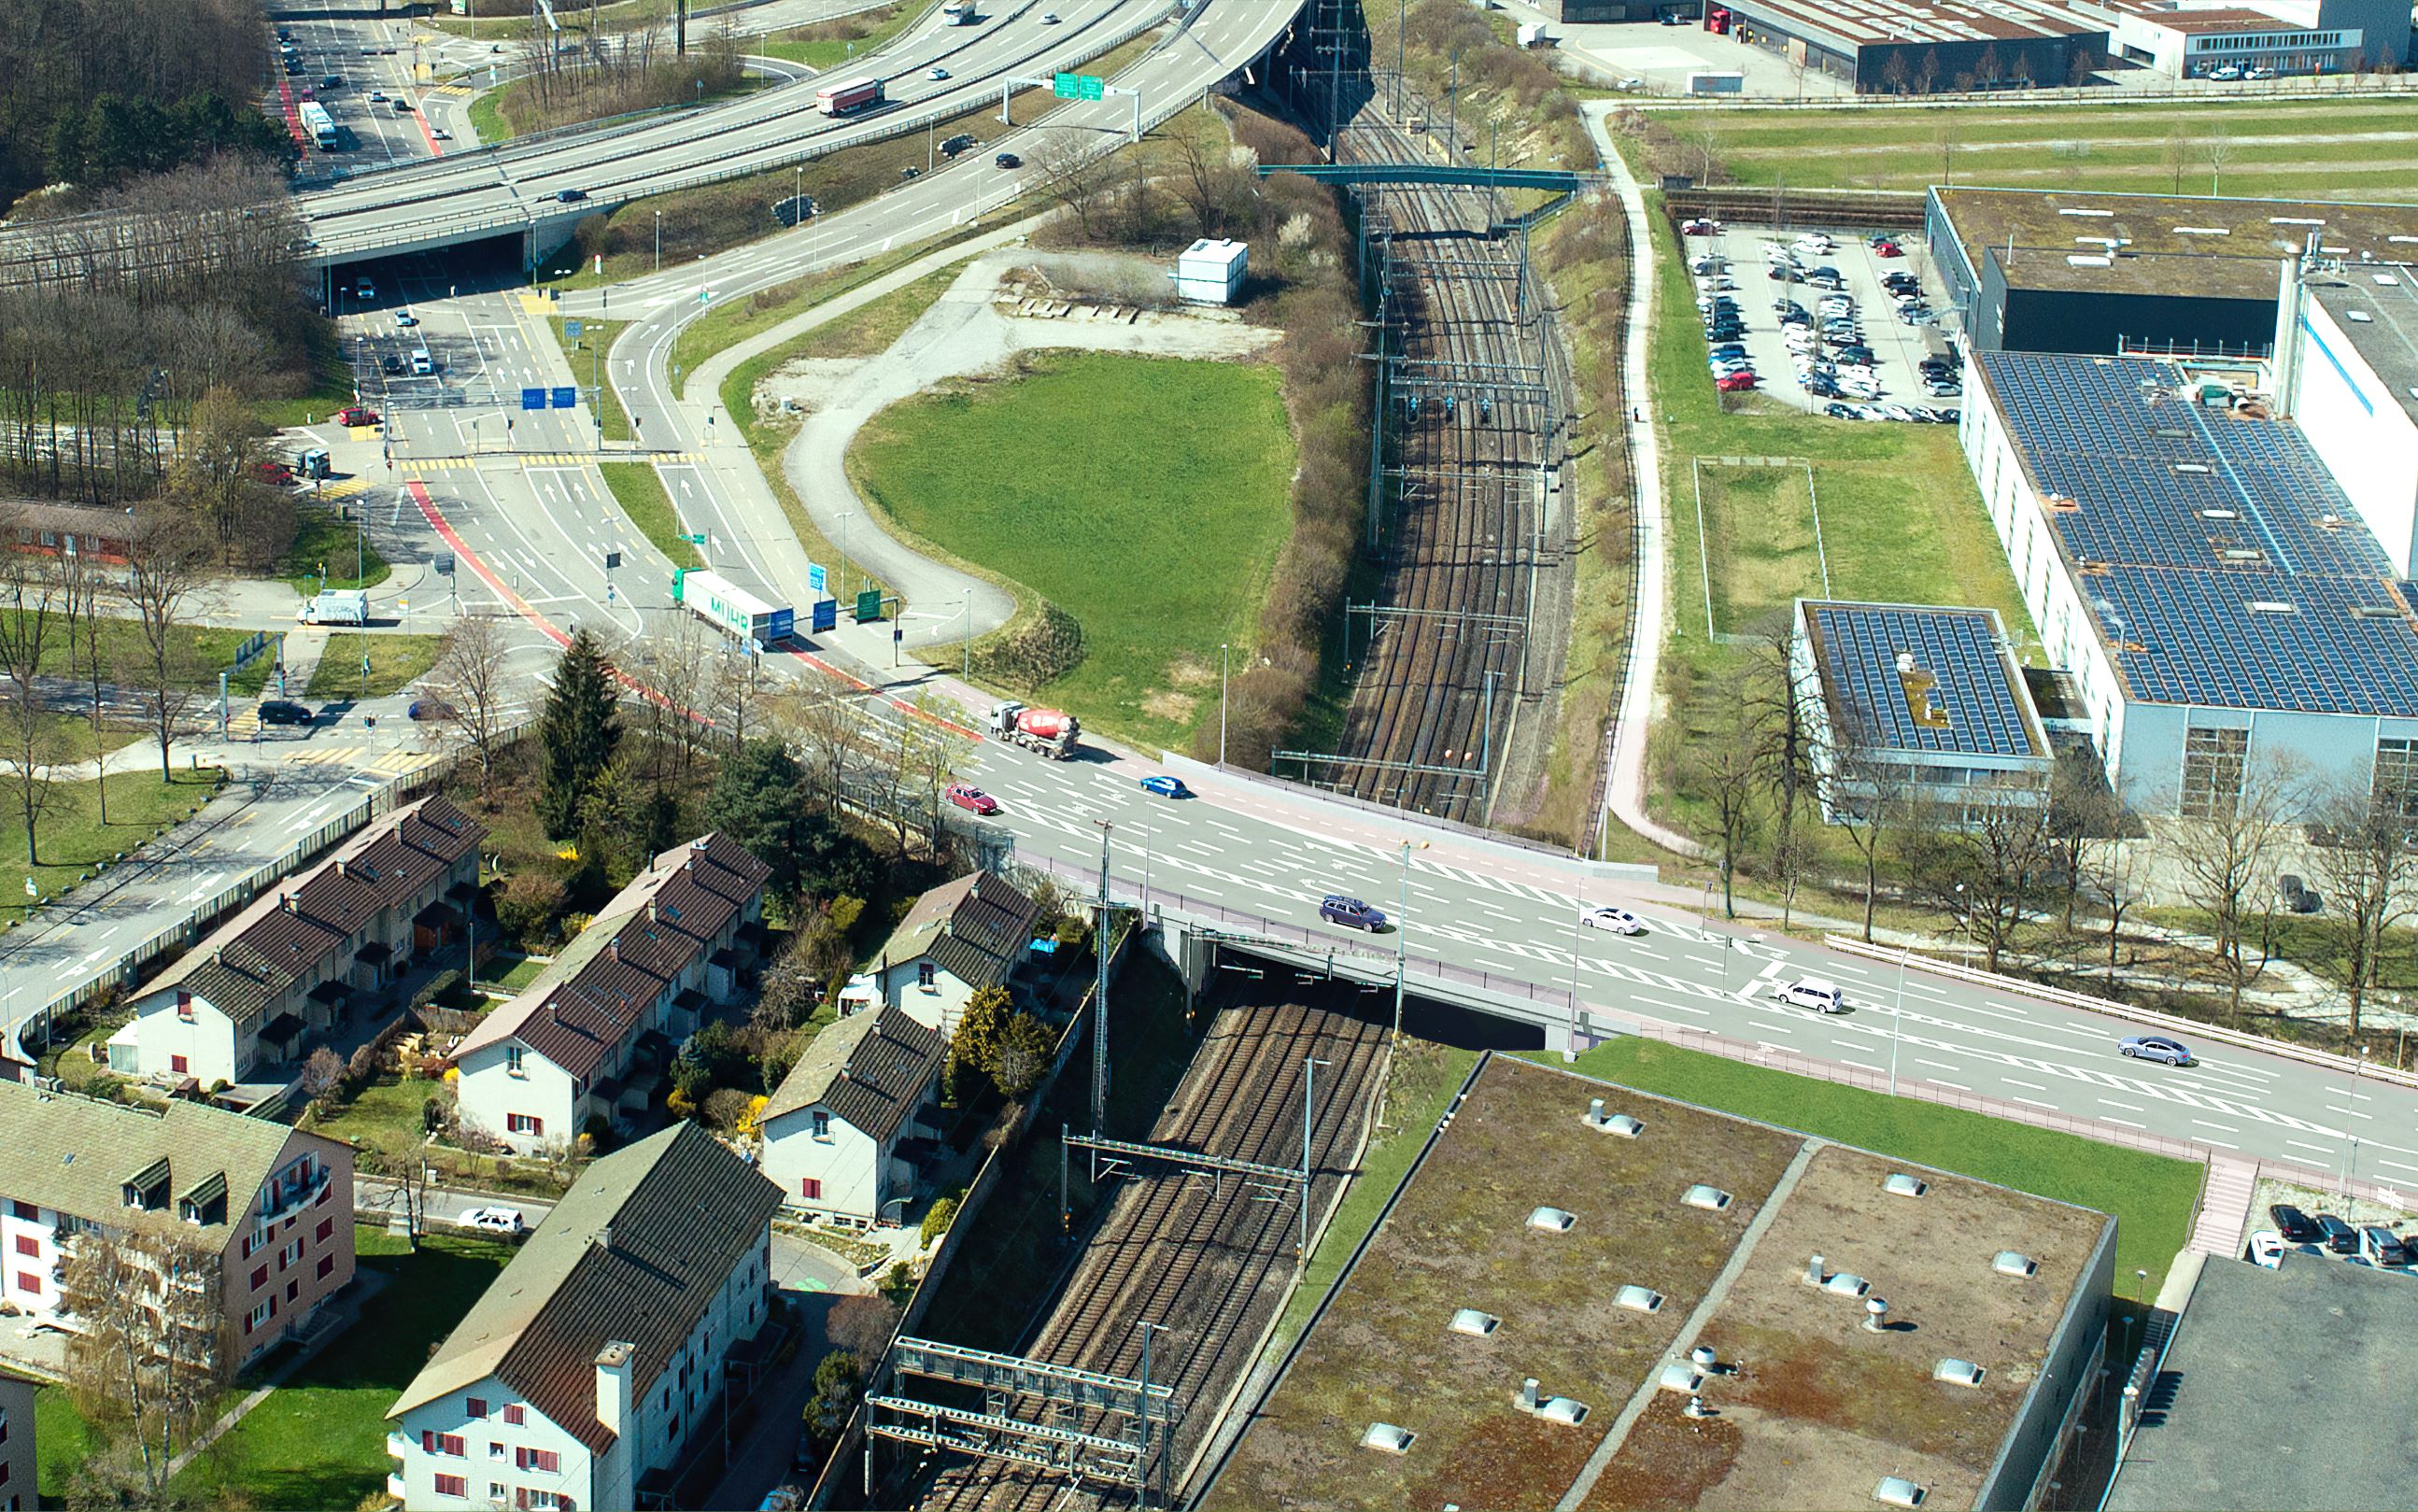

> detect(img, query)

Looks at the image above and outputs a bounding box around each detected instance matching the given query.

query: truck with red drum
[987,700,1080,759]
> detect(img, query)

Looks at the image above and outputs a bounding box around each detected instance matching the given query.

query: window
[1,1405,9,1443]
[250,1265,269,1290]
[14,1272,36,1295]
[917,960,936,989]
[467,1398,488,1420]
[242,1232,258,1260]
[801,1178,823,1201]
[170,1054,189,1076]
[176,993,194,1023]
[515,1448,560,1474]
[432,1473,467,1499]
[489,1442,505,1460]
[316,1217,334,1244]
[281,1237,304,1267]
[422,1431,466,1457]
[246,1300,270,1333]
[12,1236,35,1258]
[506,1113,544,1137]
[502,1406,526,1426]
[316,1254,334,1279]
[506,1045,526,1078]
[2377,738,2418,821]
[811,1111,829,1139]
[285,1279,299,1304]
[7,1203,31,1222]
[527,1491,569,1512]
[2180,726,2250,819]
[490,1484,506,1502]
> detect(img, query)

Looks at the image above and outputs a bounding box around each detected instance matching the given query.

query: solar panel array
[1979,351,2418,716]
[1805,602,2043,757]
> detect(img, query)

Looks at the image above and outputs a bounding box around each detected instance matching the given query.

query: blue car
[1320,896,1388,931]
[1139,774,1190,799]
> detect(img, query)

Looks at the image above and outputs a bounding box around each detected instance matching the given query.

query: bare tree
[2164,753,2304,1020]
[785,685,871,810]
[2046,749,2127,934]
[2301,779,2418,1036]
[1030,130,1128,240]
[711,639,772,746]
[122,511,213,778]
[1689,692,1761,919]
[364,1127,433,1251]
[2163,129,2191,193]
[2204,127,2234,194]
[2083,831,2150,996]
[1744,621,1818,929]
[0,530,70,862]
[1901,781,2054,973]
[826,1293,900,1365]
[58,537,118,823]
[1824,739,1912,943]
[59,1215,232,1504]
[430,615,517,798]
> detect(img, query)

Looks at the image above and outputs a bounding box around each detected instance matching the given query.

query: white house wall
[392,1379,598,1512]
[122,991,250,1087]
[456,1040,582,1156]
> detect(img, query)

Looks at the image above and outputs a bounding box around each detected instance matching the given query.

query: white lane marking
[2190,1119,2241,1134]
[2098,1097,2145,1112]
[2285,1138,2335,1155]
[2012,1096,2058,1109]
[2103,1117,2145,1129]
[2001,1077,2047,1091]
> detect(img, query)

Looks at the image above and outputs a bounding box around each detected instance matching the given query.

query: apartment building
[758,1005,945,1226]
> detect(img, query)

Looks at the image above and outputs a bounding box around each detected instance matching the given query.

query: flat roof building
[1714,0,2107,93]
[1927,187,2418,357]
[2074,0,2410,75]
[1792,600,2055,824]
[2105,1252,2418,1510]
[1962,348,2418,813]
[2274,260,2418,577]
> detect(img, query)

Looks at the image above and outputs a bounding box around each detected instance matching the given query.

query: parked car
[460,1207,526,1236]
[758,1488,804,1512]
[2316,1212,2360,1253]
[1680,218,1718,235]
[431,128,453,141]
[1716,372,1757,392]
[2246,1229,2285,1268]
[2270,1204,2322,1244]
[1824,402,1861,419]
[2360,1225,2411,1267]
[1138,774,1191,799]
[253,459,297,486]
[380,354,404,375]
[258,699,313,726]
[2118,1034,2193,1067]
[1579,905,1645,935]
[1774,978,1846,1013]
[1873,239,1903,257]
[945,782,1000,815]
[1320,895,1388,931]
[394,308,417,328]
[369,89,388,102]
[335,404,380,427]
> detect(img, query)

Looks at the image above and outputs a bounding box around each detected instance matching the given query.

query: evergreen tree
[947,984,1012,1097]
[995,1012,1053,1099]
[704,738,811,893]
[537,629,619,840]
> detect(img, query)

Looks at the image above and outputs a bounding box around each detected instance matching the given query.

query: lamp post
[1888,946,1909,1096]
[836,510,855,599]
[1393,840,1428,1043]
[1567,900,1585,1062]
[654,209,662,274]
[1218,643,1230,766]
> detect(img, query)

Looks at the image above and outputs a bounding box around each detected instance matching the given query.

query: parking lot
[1684,219,1963,426]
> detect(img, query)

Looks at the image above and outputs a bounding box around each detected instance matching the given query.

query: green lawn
[599,462,706,571]
[0,767,226,927]
[756,3,914,68]
[304,1075,436,1154]
[35,1384,97,1501]
[1540,1038,2203,1295]
[466,80,512,144]
[771,261,964,363]
[485,951,552,993]
[280,504,393,596]
[551,315,631,441]
[848,352,1297,750]
[1,611,277,696]
[1680,95,2418,202]
[304,632,445,700]
[171,1227,518,1509]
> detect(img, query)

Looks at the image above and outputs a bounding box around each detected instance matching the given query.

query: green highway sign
[855,588,884,623]
[1053,72,1105,101]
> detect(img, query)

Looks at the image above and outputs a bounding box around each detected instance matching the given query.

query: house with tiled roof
[757,1005,944,1225]
[844,871,1040,1040]
[455,834,771,1154]
[0,1080,355,1369]
[387,1123,781,1512]
[114,794,484,1087]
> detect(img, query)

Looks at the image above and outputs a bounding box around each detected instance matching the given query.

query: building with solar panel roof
[1963,349,2418,816]
[1792,600,2055,826]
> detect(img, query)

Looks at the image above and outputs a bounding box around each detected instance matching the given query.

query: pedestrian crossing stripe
[517,293,551,314]
[319,478,372,501]
[429,84,472,98]
[369,749,441,775]
[287,746,361,767]
[400,452,703,472]
[226,712,261,737]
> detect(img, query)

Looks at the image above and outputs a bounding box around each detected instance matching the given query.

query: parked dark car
[1320,895,1388,931]
[2360,1225,2411,1266]
[2315,1212,2359,1254]
[259,699,312,726]
[2269,1204,2321,1244]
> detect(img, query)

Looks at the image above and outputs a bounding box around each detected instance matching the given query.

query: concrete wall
[1977,1213,2116,1510]
[2293,302,2418,574]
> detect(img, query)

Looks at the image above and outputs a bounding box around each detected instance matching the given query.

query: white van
[408,347,432,375]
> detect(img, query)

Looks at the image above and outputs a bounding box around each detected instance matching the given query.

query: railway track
[1323,92,1560,824]
[911,1001,1388,1511]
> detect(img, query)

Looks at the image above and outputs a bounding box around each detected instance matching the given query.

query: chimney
[282,892,297,914]
[598,1223,612,1252]
[1805,1254,1826,1286]
[1517,1378,1540,1413]
[335,860,347,878]
[607,940,618,962]
[595,1342,634,1440]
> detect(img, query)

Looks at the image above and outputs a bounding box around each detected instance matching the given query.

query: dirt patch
[1584,1392,1745,1511]
[1166,653,1217,689]
[1141,688,1198,724]
[1206,1057,1804,1512]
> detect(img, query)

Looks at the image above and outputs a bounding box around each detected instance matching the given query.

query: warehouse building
[2272,260,2418,577]
[1791,600,2056,825]
[1927,187,2418,356]
[1962,349,2418,815]
[1707,0,2107,93]
[2073,0,2411,75]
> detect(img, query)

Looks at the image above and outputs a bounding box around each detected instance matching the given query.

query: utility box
[1686,70,1746,94]
[1517,21,1551,47]
[1173,237,1248,305]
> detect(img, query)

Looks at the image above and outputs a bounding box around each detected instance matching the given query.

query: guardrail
[1823,935,2418,1091]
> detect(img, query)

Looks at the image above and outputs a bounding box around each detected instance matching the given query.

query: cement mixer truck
[987,700,1081,759]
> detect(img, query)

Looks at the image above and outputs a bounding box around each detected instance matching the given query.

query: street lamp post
[1567,900,1585,1062]
[837,510,855,599]
[654,210,662,274]
[1393,840,1428,1043]
[1218,643,1230,766]
[1888,947,1909,1096]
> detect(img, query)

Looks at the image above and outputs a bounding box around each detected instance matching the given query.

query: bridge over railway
[1257,163,1597,191]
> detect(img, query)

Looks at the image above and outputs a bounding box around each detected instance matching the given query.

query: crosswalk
[286,745,443,777]
[318,477,374,502]
[400,452,703,472]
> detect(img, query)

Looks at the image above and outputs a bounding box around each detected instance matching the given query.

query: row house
[387,1123,782,1512]
[841,871,1041,1041]
[454,834,771,1155]
[757,1005,945,1227]
[114,795,485,1087]
[0,1079,355,1368]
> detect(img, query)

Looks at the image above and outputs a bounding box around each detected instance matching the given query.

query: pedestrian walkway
[2188,1154,2258,1260]
[286,743,445,777]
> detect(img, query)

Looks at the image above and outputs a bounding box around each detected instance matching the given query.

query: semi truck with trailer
[673,569,795,647]
[815,78,884,116]
[986,700,1081,758]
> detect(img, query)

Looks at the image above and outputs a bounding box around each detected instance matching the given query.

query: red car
[335,405,381,428]
[252,459,297,486]
[1873,240,1904,258]
[1716,372,1757,392]
[1681,218,1718,236]
[945,783,1000,815]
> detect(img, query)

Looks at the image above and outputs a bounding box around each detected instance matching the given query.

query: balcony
[258,1169,332,1225]
[387,1431,412,1462]
[387,1472,406,1503]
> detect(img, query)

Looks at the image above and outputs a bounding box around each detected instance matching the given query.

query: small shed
[1173,238,1248,305]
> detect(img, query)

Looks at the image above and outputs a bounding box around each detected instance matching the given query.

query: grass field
[599,461,707,571]
[0,766,224,926]
[1682,96,2418,202]
[849,352,1296,750]
[0,612,277,697]
[755,3,913,68]
[552,315,631,441]
[279,503,393,596]
[1541,1038,2203,1294]
[1693,459,1827,635]
[304,632,445,699]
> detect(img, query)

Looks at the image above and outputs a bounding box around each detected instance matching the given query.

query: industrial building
[1704,0,2108,93]
[1961,349,2418,815]
[1791,600,2056,824]
[1927,187,2418,356]
[2272,259,2418,576]
[1539,0,1679,21]
[2075,0,2411,75]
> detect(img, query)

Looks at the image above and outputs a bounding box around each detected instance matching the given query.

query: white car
[927,66,950,79]
[460,1207,527,1236]
[431,127,452,140]
[2246,1229,2285,1269]
[1580,905,1645,935]
[1774,978,1846,1013]
[394,307,418,327]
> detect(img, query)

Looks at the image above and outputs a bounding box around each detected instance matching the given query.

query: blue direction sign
[809,562,827,594]
[811,597,838,633]
[551,387,577,409]
[564,318,583,340]
[520,388,545,411]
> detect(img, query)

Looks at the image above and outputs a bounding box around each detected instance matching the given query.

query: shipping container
[672,569,795,646]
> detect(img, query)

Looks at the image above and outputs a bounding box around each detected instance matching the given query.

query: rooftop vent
[1934,1358,1987,1388]
[1875,1477,1929,1508]
[1864,1297,1890,1333]
[1362,1422,1415,1455]
[2270,216,2326,227]
[2352,605,2406,620]
[1883,1173,1928,1198]
[1825,1272,1874,1299]
[1993,1251,2039,1279]
[1616,1285,1665,1314]
[1690,1345,1718,1370]
[2376,274,2401,286]
[2246,600,2298,614]
[2348,309,2375,323]
[2199,508,2239,520]
[2066,255,2112,268]
[1658,1364,1705,1394]
[1684,1185,1732,1213]
[1529,1207,1577,1234]
[1518,1378,1540,1412]
[1449,1308,1500,1338]
[2060,207,2114,218]
[1584,1098,1645,1138]
[2171,225,2229,235]
[1538,1397,1591,1425]
[2217,548,2268,562]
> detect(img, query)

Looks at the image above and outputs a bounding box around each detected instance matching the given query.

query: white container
[1173,237,1248,305]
